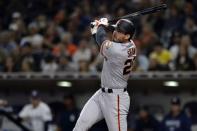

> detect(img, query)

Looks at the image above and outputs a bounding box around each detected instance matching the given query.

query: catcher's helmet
[113,19,135,39]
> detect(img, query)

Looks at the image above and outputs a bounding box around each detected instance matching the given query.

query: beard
[112,33,120,43]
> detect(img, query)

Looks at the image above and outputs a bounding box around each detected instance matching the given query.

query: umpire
[161,97,191,131]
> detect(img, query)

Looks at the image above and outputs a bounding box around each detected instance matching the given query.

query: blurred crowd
[0,0,197,73]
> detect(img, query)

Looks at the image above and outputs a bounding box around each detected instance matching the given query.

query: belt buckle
[108,89,113,93]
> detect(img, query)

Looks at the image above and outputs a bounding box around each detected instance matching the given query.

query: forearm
[95,26,108,46]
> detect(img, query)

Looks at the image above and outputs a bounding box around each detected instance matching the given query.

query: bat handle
[90,21,96,28]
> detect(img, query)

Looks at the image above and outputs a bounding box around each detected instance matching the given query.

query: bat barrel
[108,4,167,23]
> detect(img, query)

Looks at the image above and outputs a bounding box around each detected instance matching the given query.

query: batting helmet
[113,19,135,39]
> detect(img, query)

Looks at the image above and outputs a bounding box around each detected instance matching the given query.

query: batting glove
[98,18,109,27]
[90,20,99,35]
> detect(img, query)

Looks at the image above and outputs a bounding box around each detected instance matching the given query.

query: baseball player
[73,18,136,131]
[19,90,52,131]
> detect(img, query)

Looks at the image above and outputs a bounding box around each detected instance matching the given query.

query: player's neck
[113,39,130,43]
[121,40,130,44]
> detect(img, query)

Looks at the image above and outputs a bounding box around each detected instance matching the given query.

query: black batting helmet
[113,19,135,39]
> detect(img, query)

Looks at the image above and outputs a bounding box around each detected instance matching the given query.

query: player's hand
[90,18,108,35]
[90,20,99,35]
[98,18,109,27]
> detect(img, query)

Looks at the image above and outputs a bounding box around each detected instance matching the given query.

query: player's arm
[97,27,113,58]
[91,18,114,58]
[91,18,109,47]
[95,26,108,46]
[19,105,30,120]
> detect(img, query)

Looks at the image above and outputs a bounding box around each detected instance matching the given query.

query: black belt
[101,88,127,93]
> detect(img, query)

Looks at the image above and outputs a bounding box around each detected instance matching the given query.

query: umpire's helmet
[113,19,135,39]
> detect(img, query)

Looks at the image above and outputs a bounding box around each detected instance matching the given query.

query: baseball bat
[109,4,167,23]
[90,4,167,27]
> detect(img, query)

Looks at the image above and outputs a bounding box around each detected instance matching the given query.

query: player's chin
[112,38,118,43]
[113,37,121,43]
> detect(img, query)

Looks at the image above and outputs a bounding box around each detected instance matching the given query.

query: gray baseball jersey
[100,39,136,89]
[73,39,136,131]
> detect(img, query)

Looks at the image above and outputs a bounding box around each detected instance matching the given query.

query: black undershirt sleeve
[95,26,108,47]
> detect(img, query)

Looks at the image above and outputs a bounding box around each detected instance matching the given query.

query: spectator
[56,94,80,131]
[72,39,91,69]
[169,31,182,50]
[19,42,35,72]
[192,53,197,70]
[89,44,99,64]
[183,16,197,47]
[61,33,77,57]
[183,1,197,22]
[174,44,194,71]
[10,45,21,72]
[163,5,182,33]
[43,21,61,48]
[89,45,103,73]
[53,9,66,26]
[41,52,58,73]
[170,35,196,61]
[148,56,161,71]
[20,22,43,48]
[0,99,6,108]
[161,97,191,131]
[0,49,6,71]
[52,42,68,58]
[128,112,136,131]
[21,59,33,72]
[184,101,197,125]
[19,90,52,131]
[134,106,161,131]
[4,56,15,72]
[139,24,158,55]
[35,14,48,32]
[169,31,181,61]
[135,42,149,71]
[152,11,165,37]
[149,41,172,71]
[57,55,77,72]
[161,3,181,46]
[0,31,17,55]
[53,32,77,58]
[9,12,26,36]
[78,60,89,73]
